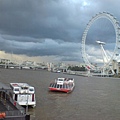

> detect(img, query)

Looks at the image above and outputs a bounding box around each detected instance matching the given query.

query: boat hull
[49,84,75,93]
[49,87,73,93]
[49,78,75,93]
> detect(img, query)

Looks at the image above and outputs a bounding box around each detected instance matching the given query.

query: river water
[0,68,120,120]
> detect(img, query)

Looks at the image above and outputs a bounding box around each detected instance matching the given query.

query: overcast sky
[0,0,120,64]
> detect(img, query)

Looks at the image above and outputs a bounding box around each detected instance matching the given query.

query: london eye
[81,12,120,75]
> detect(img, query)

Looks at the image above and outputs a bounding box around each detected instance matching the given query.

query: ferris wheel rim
[81,11,120,68]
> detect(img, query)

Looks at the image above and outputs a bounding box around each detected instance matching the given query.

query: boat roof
[57,78,65,79]
[10,83,34,88]
[57,78,74,80]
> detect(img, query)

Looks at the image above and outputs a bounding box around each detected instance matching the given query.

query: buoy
[0,112,6,118]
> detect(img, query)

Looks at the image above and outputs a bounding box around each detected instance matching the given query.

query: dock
[0,82,30,120]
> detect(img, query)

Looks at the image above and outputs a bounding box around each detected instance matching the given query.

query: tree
[67,65,86,71]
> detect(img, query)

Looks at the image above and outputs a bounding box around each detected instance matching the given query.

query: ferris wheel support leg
[100,45,106,66]
[101,45,115,75]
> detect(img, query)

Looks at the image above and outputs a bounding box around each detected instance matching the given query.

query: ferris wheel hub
[96,40,106,45]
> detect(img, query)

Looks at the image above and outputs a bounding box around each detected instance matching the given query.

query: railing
[0,90,25,116]
[0,87,30,120]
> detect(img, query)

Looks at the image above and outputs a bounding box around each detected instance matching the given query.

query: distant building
[0,59,10,64]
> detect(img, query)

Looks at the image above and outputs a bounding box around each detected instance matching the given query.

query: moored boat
[49,78,75,93]
[0,81,30,119]
[9,83,36,108]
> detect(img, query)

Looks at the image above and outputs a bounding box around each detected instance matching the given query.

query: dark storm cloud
[0,0,82,41]
[0,0,120,63]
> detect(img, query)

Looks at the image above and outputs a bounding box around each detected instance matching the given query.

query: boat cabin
[10,83,36,107]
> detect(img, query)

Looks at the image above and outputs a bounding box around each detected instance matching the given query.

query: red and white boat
[49,78,75,93]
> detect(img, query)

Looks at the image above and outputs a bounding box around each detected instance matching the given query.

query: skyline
[0,0,120,64]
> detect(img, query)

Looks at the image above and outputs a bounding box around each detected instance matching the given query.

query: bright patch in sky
[83,1,88,6]
[82,1,90,7]
[70,0,90,6]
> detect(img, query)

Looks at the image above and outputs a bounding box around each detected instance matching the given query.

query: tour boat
[49,78,75,93]
[9,83,36,108]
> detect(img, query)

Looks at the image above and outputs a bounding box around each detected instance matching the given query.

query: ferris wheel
[81,12,120,74]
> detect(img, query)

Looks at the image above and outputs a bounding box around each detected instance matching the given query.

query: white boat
[9,83,36,108]
[49,78,75,93]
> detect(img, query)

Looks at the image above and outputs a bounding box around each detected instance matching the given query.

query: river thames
[0,68,120,120]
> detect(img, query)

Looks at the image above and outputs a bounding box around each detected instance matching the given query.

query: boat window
[50,83,52,87]
[21,87,28,90]
[51,83,54,87]
[60,85,62,88]
[63,84,65,88]
[53,83,56,88]
[59,79,63,81]
[15,94,17,101]
[66,85,69,89]
[63,84,68,89]
[32,94,34,102]
[29,88,34,91]
[57,84,59,88]
[14,88,19,91]
[52,83,54,87]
